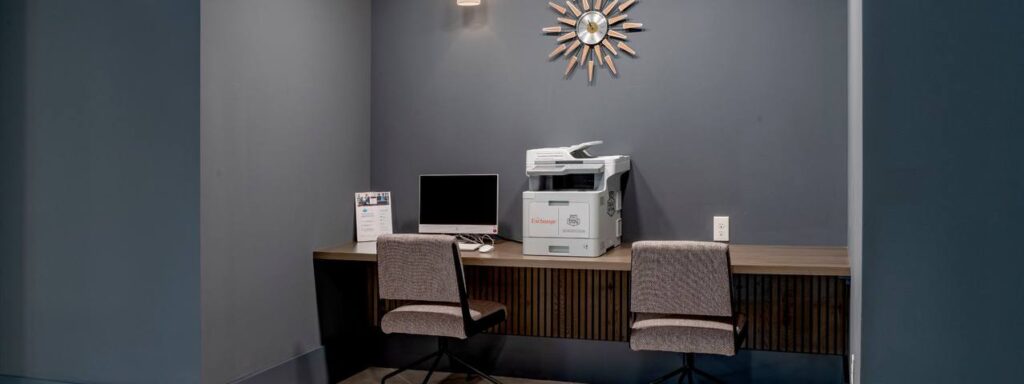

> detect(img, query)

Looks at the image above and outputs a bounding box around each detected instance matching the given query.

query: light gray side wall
[0,1,201,383]
[371,0,848,245]
[847,0,862,382]
[200,0,371,382]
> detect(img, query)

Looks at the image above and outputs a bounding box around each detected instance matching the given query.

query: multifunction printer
[522,141,630,257]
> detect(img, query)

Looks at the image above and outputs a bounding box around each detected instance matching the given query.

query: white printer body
[522,141,630,257]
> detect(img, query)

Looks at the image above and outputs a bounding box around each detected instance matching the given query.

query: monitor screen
[419,174,499,234]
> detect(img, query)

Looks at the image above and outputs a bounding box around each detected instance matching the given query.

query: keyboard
[458,242,482,251]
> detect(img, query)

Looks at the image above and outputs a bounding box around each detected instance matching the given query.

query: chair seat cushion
[381,299,506,339]
[629,313,740,356]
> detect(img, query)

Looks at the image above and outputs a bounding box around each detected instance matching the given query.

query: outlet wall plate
[714,216,729,242]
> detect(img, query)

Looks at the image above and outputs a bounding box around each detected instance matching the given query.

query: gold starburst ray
[543,26,564,33]
[566,1,582,17]
[602,0,618,15]
[622,22,643,30]
[617,41,637,56]
[618,0,636,13]
[564,40,582,57]
[595,45,605,66]
[608,14,628,25]
[558,17,577,26]
[607,30,627,40]
[605,54,618,75]
[582,0,590,11]
[565,55,579,77]
[601,39,618,55]
[580,45,591,67]
[557,31,578,42]
[549,2,567,14]
[548,44,568,59]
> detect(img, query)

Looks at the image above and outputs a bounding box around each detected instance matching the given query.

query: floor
[340,367,580,384]
[362,334,844,384]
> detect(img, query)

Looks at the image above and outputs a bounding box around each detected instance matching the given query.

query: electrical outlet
[713,216,729,242]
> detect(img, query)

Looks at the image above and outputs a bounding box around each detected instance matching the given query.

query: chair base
[381,338,502,384]
[648,353,725,384]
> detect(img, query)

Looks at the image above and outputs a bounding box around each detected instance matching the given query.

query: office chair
[376,234,507,384]
[629,241,748,384]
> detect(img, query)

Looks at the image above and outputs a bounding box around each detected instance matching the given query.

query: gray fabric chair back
[377,234,464,304]
[630,241,732,317]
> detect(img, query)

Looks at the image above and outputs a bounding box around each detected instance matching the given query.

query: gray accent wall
[371,0,848,245]
[863,1,1024,382]
[200,0,371,383]
[0,1,200,383]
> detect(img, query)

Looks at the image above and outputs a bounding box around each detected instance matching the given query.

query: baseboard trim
[230,347,327,384]
[0,374,77,384]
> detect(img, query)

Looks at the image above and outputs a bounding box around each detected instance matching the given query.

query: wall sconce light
[457,0,481,6]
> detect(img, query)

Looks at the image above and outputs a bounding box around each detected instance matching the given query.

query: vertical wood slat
[363,265,848,355]
[732,274,850,356]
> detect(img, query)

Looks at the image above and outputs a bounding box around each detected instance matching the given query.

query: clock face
[543,0,645,83]
[576,11,608,45]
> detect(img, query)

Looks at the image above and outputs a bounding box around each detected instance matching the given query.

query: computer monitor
[419,174,499,234]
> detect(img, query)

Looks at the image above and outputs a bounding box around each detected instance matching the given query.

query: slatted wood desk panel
[315,242,849,356]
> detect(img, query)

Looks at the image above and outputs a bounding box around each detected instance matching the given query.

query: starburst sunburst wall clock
[543,0,644,83]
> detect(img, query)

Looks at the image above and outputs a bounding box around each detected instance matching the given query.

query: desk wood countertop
[314,241,849,276]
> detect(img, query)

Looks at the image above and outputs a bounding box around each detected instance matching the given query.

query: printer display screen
[419,174,499,225]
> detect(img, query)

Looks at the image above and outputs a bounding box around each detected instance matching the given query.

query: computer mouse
[477,244,495,253]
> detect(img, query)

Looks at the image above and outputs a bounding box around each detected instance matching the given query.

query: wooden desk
[314,241,849,276]
[314,241,850,360]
